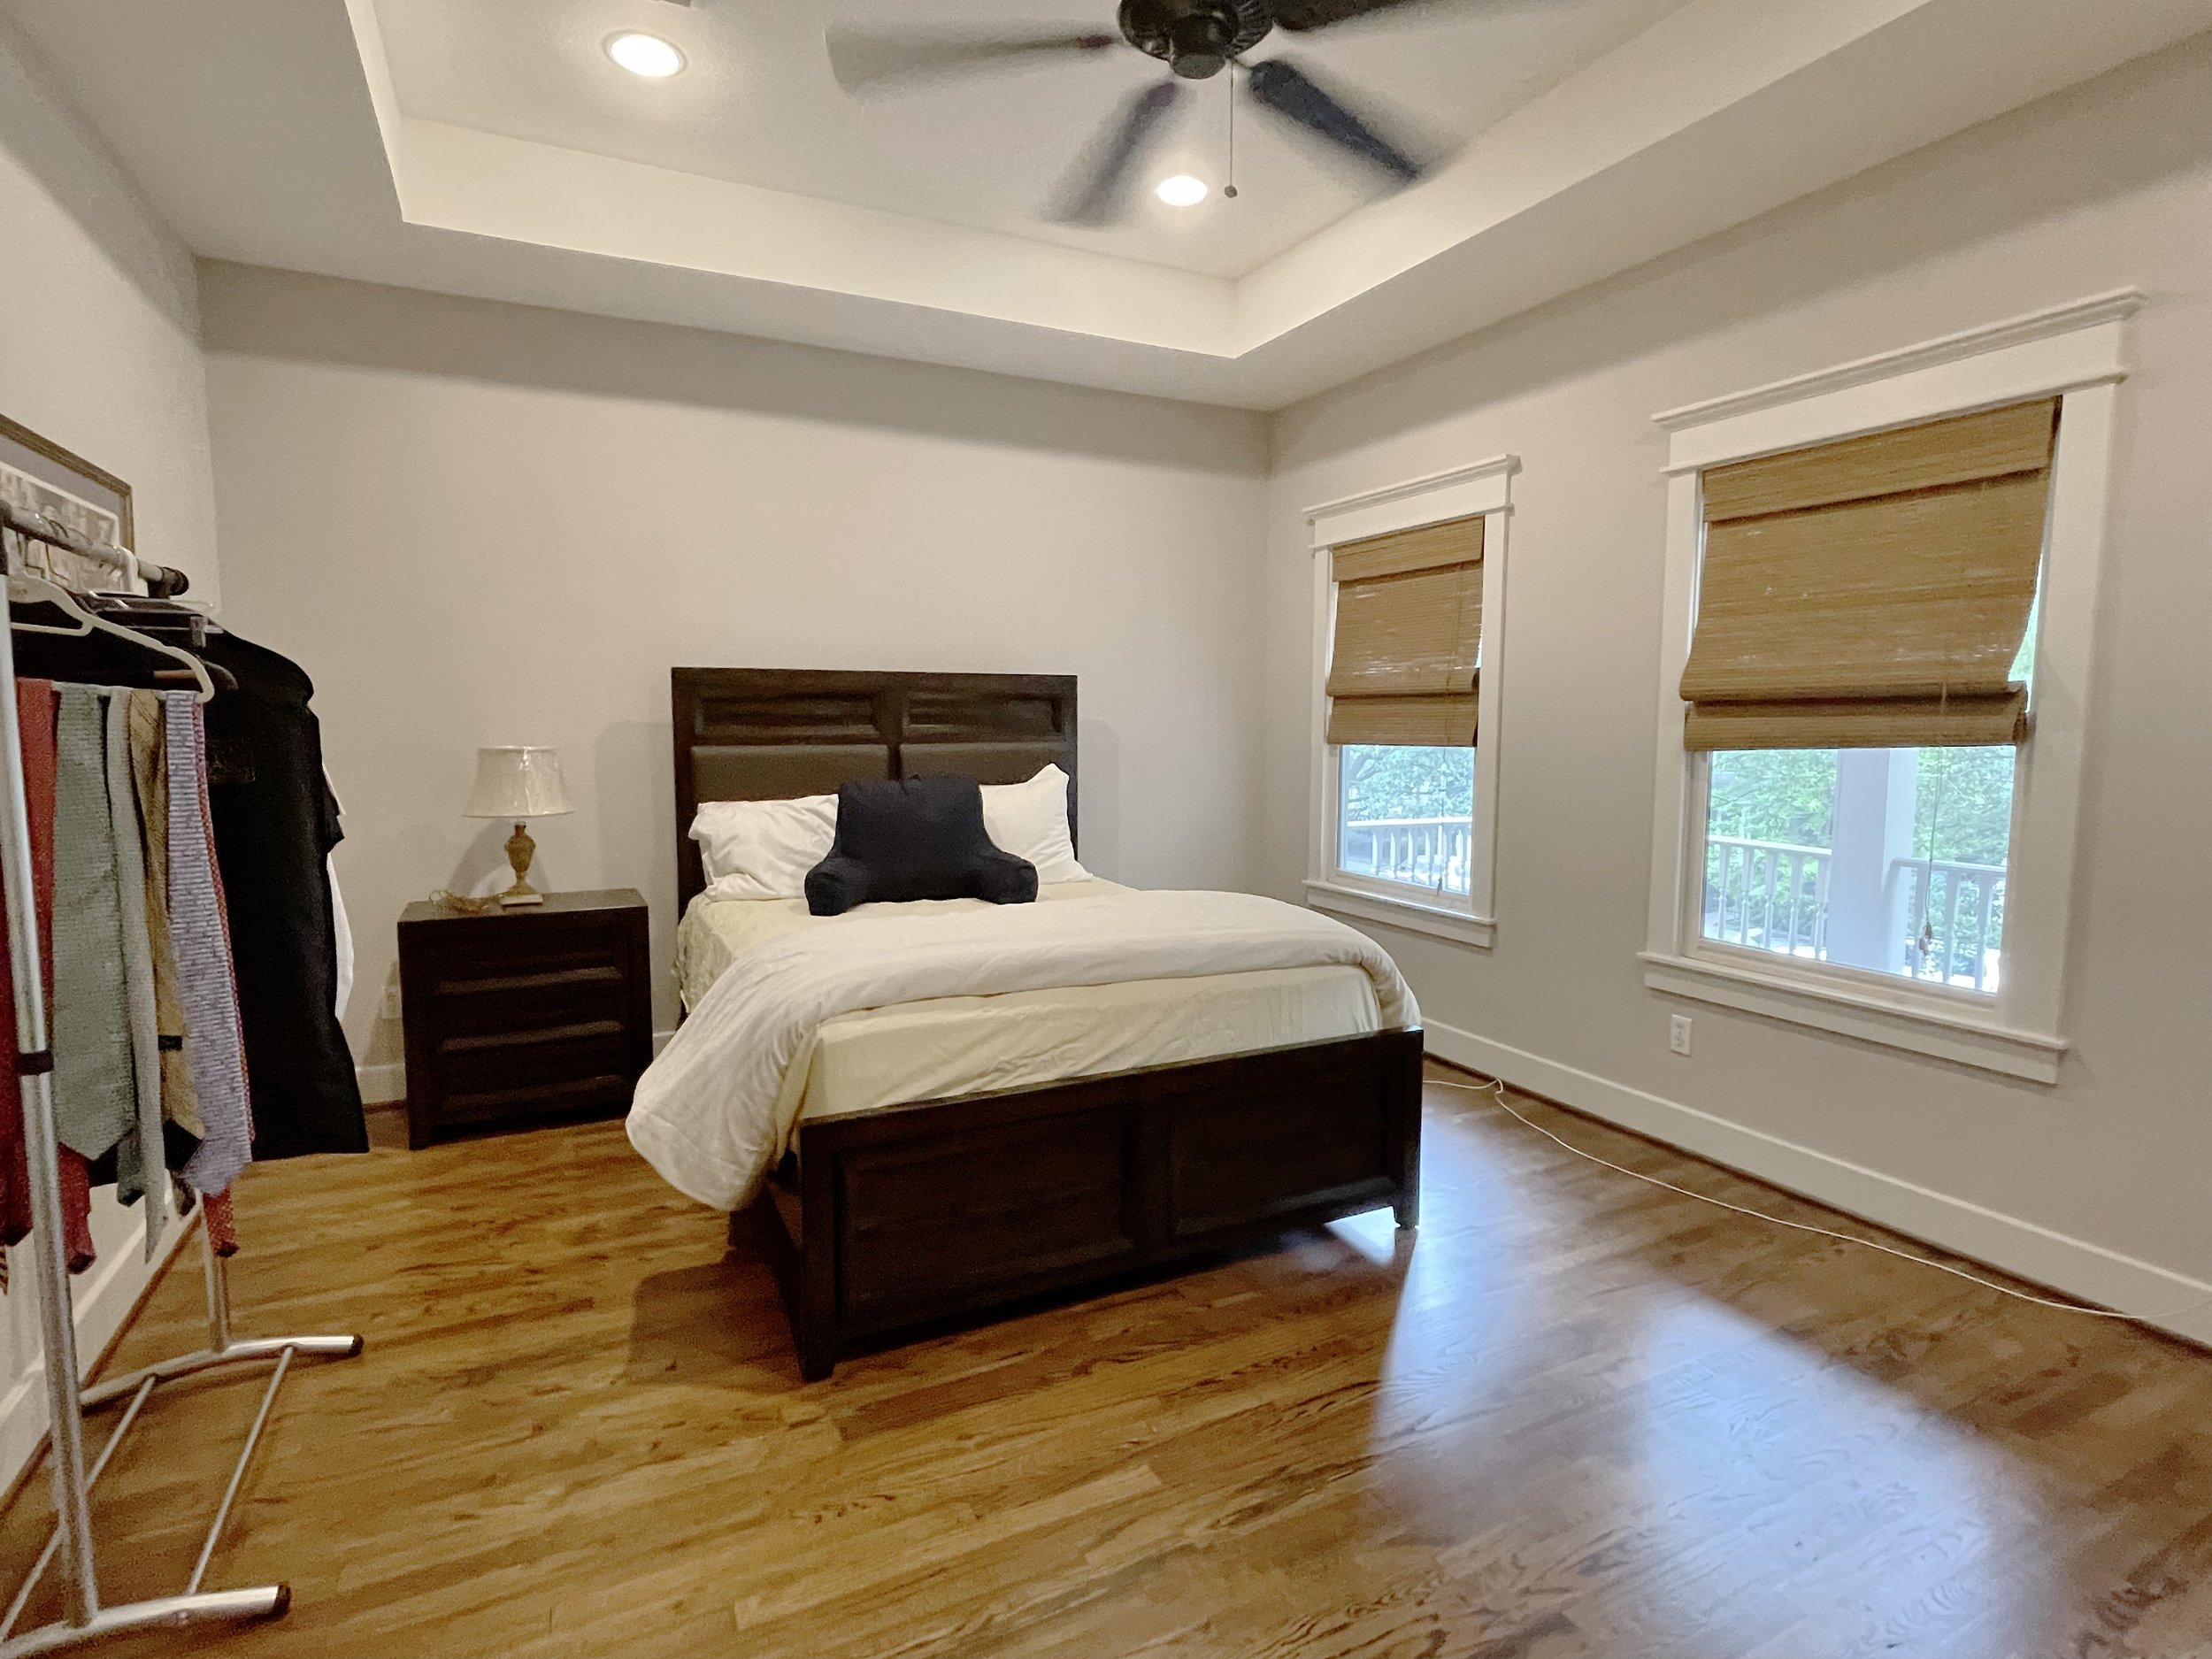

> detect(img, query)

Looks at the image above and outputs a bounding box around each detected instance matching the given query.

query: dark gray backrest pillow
[804,775,1039,917]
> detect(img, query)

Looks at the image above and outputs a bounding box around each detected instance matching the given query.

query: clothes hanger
[4,519,213,632]
[84,593,225,641]
[7,566,218,703]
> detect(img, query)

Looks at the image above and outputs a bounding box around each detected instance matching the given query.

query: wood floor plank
[0,1065,2207,1657]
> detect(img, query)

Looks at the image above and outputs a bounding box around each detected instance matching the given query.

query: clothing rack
[0,504,360,1655]
[0,511,188,602]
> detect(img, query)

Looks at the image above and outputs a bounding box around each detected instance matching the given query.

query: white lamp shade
[465,747,574,819]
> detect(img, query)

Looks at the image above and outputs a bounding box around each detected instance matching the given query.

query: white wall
[1263,40,2212,1337]
[198,265,1272,1078]
[0,17,215,1479]
[0,20,219,609]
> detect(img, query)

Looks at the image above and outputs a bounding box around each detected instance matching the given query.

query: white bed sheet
[674,881,1383,1127]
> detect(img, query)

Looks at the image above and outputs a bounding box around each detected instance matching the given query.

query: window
[1643,292,2137,1082]
[1338,744,1474,898]
[1679,390,2051,1003]
[1305,458,1516,949]
[1701,743,2016,992]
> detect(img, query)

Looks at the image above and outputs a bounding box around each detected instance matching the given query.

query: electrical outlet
[381,984,403,1021]
[1668,1013,1693,1056]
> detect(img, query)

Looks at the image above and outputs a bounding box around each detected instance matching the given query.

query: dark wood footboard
[737,1027,1425,1380]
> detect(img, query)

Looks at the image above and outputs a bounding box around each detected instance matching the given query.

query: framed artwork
[0,411,134,593]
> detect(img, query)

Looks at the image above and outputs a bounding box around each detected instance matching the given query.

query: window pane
[1703,746,2015,992]
[1338,745,1474,896]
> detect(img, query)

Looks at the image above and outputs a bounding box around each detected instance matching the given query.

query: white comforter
[626,888,1418,1210]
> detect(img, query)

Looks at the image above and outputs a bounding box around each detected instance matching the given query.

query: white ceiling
[8,0,2210,408]
[373,0,1689,280]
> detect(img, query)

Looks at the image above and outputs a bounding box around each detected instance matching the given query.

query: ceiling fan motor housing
[1118,0,1273,79]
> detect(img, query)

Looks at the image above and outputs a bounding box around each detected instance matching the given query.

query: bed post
[795,1139,840,1382]
[1394,1032,1425,1230]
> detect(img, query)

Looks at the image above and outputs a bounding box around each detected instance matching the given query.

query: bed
[645,667,1424,1379]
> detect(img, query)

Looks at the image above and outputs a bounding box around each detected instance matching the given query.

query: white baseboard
[0,1196,196,1493]
[357,1059,405,1106]
[1423,1019,2212,1350]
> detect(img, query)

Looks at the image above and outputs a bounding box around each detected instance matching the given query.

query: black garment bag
[196,630,365,1158]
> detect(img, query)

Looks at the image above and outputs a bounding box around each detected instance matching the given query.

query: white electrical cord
[1430,1075,2212,1328]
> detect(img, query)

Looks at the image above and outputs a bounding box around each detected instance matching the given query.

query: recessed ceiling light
[1156,174,1209,208]
[606,32,685,79]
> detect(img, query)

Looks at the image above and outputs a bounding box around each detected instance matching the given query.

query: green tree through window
[1340,746,1473,822]
[1703,745,2016,987]
[1338,745,1475,896]
[1708,751,1837,847]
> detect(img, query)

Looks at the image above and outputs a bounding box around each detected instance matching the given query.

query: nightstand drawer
[428,920,628,979]
[396,888,653,1148]
[437,1069,637,1129]
[434,1022,638,1122]
[419,961,630,1033]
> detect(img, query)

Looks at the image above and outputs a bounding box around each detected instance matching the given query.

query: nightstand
[396,888,653,1149]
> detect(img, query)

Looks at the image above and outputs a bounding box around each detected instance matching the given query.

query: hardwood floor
[4,1064,2210,1658]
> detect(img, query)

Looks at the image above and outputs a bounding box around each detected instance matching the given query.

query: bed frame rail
[740,1027,1424,1380]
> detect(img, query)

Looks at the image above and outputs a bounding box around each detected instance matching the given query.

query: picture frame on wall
[0,411,134,594]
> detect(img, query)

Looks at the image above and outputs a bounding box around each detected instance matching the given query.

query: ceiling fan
[826,0,1486,227]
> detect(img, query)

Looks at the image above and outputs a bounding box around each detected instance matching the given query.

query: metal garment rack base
[0,1215,362,1657]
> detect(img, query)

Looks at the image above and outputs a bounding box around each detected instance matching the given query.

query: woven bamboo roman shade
[1680,398,2058,751]
[1325,514,1484,747]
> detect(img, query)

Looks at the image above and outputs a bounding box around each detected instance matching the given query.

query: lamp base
[499,821,544,906]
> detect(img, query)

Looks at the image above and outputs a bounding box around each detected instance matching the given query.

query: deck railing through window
[1895,857,2007,991]
[1701,838,2007,990]
[1704,835,1831,959]
[1340,817,1471,895]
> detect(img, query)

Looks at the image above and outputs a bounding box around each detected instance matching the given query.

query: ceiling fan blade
[826,28,1117,92]
[1242,58,1425,184]
[1050,81,1185,227]
[1273,0,1563,29]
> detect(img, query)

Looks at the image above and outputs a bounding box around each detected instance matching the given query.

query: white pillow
[690,794,836,901]
[981,764,1089,885]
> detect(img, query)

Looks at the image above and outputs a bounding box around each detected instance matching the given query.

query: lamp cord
[1431,1075,2212,1328]
[426,888,502,916]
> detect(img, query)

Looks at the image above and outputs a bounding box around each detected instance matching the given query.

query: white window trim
[1304,456,1517,950]
[1641,289,2140,1084]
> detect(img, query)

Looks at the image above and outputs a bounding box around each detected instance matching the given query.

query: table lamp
[465,746,573,906]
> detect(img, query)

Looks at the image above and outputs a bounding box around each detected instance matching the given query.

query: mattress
[674,881,1383,1126]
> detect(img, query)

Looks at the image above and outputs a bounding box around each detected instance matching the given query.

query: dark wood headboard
[670,668,1078,910]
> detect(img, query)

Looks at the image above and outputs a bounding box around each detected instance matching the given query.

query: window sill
[1306,880,1494,949]
[1638,950,2065,1083]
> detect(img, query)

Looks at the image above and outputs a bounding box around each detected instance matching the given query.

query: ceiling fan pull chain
[1225,64,1240,199]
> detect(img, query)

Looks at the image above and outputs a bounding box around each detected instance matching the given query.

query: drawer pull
[440,1018,625,1056]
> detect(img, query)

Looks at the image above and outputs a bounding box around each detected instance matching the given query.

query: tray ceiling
[8,0,2209,407]
[372,0,1690,281]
